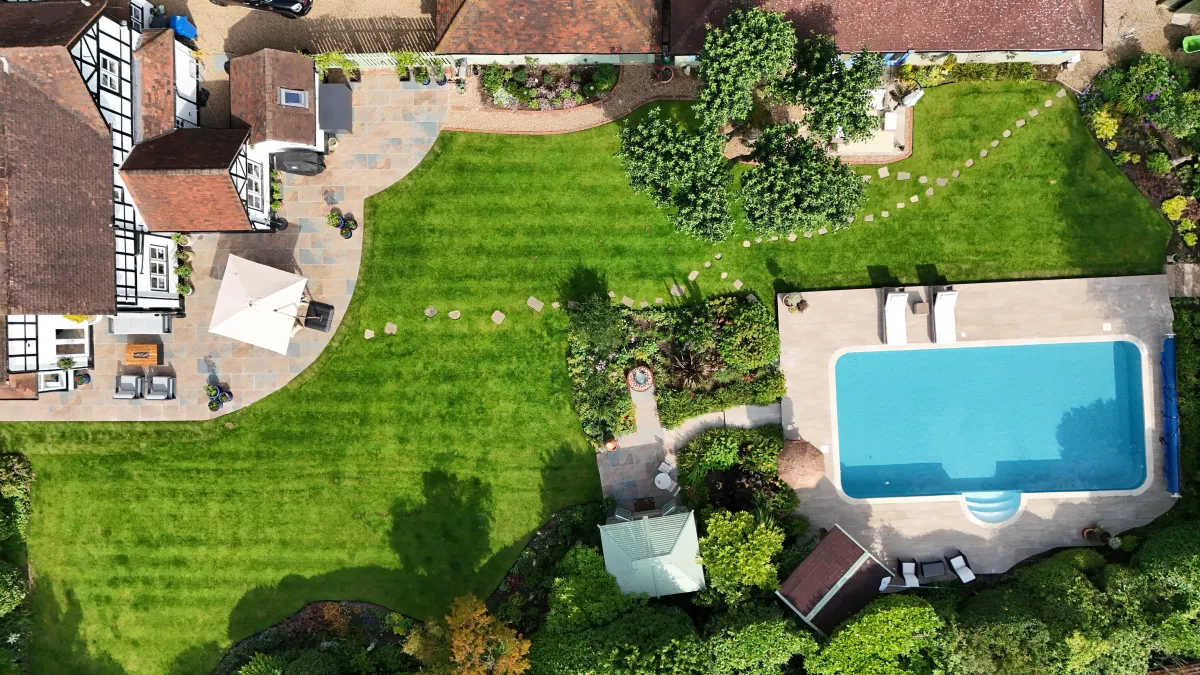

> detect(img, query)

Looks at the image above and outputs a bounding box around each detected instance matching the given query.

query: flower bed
[479,63,618,111]
[567,294,782,445]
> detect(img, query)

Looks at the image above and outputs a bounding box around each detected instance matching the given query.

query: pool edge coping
[822,334,1157,522]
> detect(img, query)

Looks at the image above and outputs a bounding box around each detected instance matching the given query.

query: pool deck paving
[778,275,1177,574]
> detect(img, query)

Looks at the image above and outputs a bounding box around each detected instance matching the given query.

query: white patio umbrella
[208,255,309,355]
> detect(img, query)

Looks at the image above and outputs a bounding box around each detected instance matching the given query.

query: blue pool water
[834,340,1147,499]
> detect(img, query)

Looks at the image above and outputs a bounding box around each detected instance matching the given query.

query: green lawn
[8,80,1169,674]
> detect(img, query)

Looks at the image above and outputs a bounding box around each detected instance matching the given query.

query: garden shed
[598,511,705,598]
[776,525,894,637]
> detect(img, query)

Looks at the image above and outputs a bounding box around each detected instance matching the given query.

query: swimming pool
[833,339,1149,500]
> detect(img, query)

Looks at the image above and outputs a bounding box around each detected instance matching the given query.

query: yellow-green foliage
[1164,195,1190,221]
[1089,106,1120,141]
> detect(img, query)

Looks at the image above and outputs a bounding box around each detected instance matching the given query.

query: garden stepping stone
[566,302,579,311]
[936,177,948,187]
[384,322,397,335]
[979,149,988,157]
[847,216,855,224]
[721,272,729,279]
[607,291,616,298]
[991,140,999,147]
[1056,88,1067,98]
[770,235,778,241]
[449,310,462,319]
[1016,119,1026,127]
[424,306,437,318]
[897,171,910,180]
[952,169,960,178]
[621,296,634,307]
[743,240,751,247]
[897,202,905,209]
[881,211,889,218]
[640,301,648,308]
[714,253,722,259]
[918,176,928,183]
[755,237,763,243]
[1044,99,1053,107]
[925,188,934,196]
[910,195,919,203]
[818,227,828,234]
[527,296,544,312]
[688,270,700,281]
[1003,129,1011,137]
[551,302,561,309]
[1028,108,1039,117]
[364,329,375,339]
[732,280,744,289]
[965,159,974,167]
[878,166,889,178]
[491,311,505,325]
[864,214,874,222]
[861,175,871,182]
[787,233,797,241]
[704,261,711,268]
[655,298,663,304]
[671,284,686,296]
[803,232,813,238]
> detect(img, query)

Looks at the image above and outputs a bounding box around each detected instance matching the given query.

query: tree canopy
[806,594,943,675]
[405,594,531,675]
[697,8,796,127]
[740,124,864,235]
[543,544,637,634]
[707,603,817,675]
[697,509,785,605]
[772,36,885,142]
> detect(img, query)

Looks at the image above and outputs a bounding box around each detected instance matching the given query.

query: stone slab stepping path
[881,210,889,218]
[720,272,729,278]
[704,261,711,268]
[621,296,634,307]
[991,140,1000,147]
[864,214,874,222]
[878,167,890,178]
[714,253,722,259]
[1003,129,1011,137]
[1028,108,1039,117]
[965,159,974,167]
[910,195,919,203]
[424,306,437,318]
[527,296,544,311]
[804,232,813,238]
[688,270,700,281]
[384,322,397,335]
[952,169,960,178]
[670,284,686,296]
[770,235,778,241]
[551,302,560,309]
[818,227,828,234]
[937,177,948,186]
[1017,119,1026,127]
[918,176,928,183]
[788,233,797,241]
[733,280,743,289]
[491,311,505,324]
[897,171,910,180]
[1056,89,1067,98]
[1044,99,1053,107]
[364,329,375,339]
[655,297,663,304]
[640,301,648,308]
[449,310,461,319]
[608,291,616,298]
[925,188,934,196]
[979,149,988,157]
[743,240,751,247]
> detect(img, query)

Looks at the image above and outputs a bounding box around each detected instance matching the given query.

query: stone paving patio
[0,72,448,421]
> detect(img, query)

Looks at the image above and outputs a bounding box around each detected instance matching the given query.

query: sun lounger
[934,290,958,344]
[885,292,908,345]
[949,551,976,583]
[901,560,919,587]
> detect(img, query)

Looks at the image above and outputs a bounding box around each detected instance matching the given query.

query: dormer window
[277,88,308,108]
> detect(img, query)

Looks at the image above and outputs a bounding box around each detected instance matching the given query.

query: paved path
[443,65,698,135]
[0,72,447,421]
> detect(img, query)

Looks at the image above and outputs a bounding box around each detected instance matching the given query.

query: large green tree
[772,36,884,142]
[617,108,733,241]
[740,124,864,236]
[697,509,784,606]
[529,605,709,675]
[543,544,637,634]
[697,8,796,127]
[807,594,943,675]
[707,602,817,675]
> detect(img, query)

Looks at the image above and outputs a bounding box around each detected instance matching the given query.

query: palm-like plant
[668,348,714,391]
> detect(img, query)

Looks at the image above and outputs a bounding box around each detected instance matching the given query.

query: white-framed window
[99,54,119,91]
[148,244,168,292]
[245,161,264,211]
[277,88,308,108]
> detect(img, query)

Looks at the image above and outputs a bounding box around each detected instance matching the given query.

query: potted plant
[654,65,674,84]
[177,279,194,296]
[208,399,222,412]
[1082,524,1112,545]
[414,65,430,85]
[327,211,345,229]
[204,384,219,399]
[391,51,420,81]
[176,250,195,264]
[57,357,74,372]
[74,371,91,387]
[783,292,809,314]
[218,390,233,403]
[433,64,449,86]
[340,227,353,239]
[171,233,192,247]
[175,263,194,281]
[326,137,339,153]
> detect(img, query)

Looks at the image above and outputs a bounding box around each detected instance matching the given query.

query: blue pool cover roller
[1162,335,1182,497]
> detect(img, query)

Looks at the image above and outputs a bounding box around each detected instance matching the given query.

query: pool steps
[963,491,1023,524]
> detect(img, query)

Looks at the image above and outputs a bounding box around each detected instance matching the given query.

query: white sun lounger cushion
[950,554,976,583]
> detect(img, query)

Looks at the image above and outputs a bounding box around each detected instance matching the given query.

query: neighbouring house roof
[135,28,177,143]
[0,46,116,316]
[230,49,317,147]
[434,0,660,55]
[120,128,254,232]
[669,0,1104,55]
[599,511,706,597]
[1150,663,1200,675]
[0,0,104,49]
[776,525,893,636]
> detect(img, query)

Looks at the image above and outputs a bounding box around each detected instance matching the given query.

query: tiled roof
[135,29,177,143]
[1150,664,1200,675]
[0,46,116,315]
[120,129,254,233]
[435,0,659,55]
[0,0,104,49]
[670,0,1104,55]
[230,49,317,147]
[777,525,892,636]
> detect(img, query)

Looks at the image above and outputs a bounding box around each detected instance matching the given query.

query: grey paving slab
[621,296,635,307]
[1017,119,1026,127]
[491,311,505,325]
[897,171,910,180]
[877,166,889,178]
[384,322,397,335]
[449,310,461,320]
[527,296,544,312]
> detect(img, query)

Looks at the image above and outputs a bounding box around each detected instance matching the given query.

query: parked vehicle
[208,0,313,19]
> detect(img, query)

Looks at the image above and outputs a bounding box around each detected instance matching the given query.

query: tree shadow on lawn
[29,578,126,675]
[223,443,597,652]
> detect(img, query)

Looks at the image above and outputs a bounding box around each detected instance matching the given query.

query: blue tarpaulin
[1162,335,1182,497]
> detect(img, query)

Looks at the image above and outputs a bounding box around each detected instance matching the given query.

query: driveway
[1060,0,1200,90]
[157,0,434,125]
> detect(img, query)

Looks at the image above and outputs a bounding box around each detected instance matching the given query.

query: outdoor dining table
[654,472,673,490]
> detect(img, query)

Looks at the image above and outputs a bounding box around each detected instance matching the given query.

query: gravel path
[1059,0,1200,90]
[444,65,699,134]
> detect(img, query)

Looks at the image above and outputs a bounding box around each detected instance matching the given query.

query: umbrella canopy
[778,440,826,489]
[208,255,308,355]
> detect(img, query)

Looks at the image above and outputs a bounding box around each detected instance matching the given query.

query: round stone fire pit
[626,366,654,392]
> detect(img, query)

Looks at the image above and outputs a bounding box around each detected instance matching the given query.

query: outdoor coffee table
[124,344,159,366]
[654,472,673,490]
[920,559,946,578]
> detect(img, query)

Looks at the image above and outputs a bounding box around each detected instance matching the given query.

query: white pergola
[208,255,308,355]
